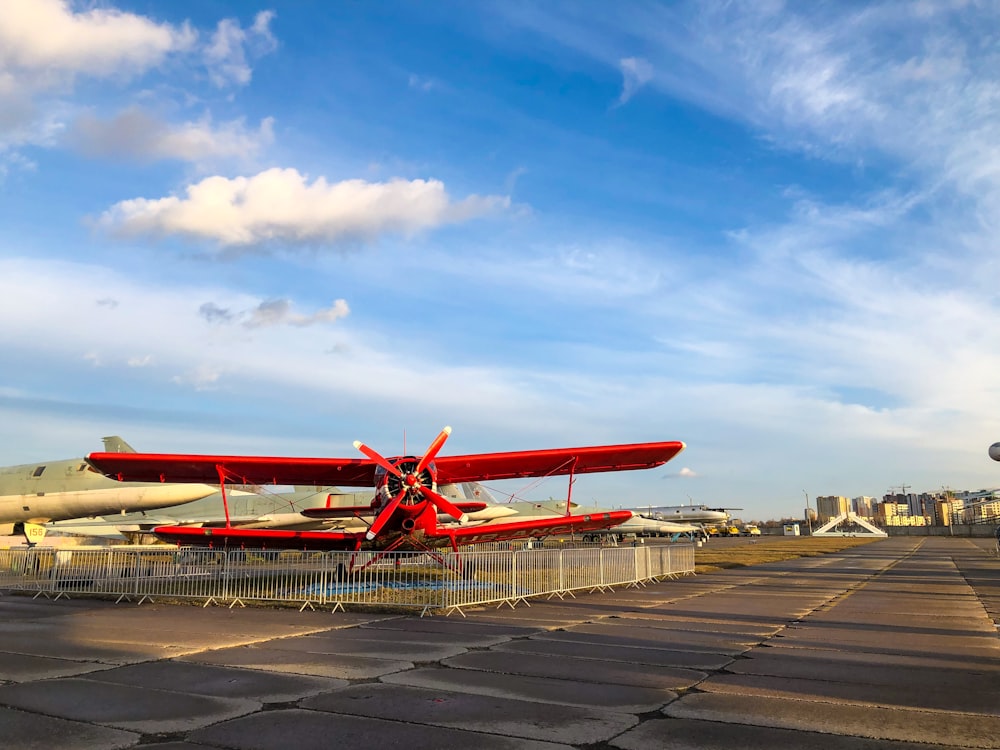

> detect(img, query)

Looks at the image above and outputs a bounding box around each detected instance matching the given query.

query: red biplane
[85,427,685,552]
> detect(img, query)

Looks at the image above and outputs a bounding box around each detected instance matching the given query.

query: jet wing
[86,441,685,487]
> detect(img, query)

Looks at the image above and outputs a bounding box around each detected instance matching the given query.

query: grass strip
[695,537,881,574]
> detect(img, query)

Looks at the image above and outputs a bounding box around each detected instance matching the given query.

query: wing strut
[216,464,232,528]
[565,457,578,517]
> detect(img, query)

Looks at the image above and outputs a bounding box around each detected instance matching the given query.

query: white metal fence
[0,544,694,616]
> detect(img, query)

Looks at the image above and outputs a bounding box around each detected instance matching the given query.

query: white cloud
[0,0,195,78]
[616,56,653,105]
[408,74,438,92]
[100,168,510,248]
[0,4,281,160]
[0,0,195,153]
[199,298,350,328]
[244,299,350,328]
[66,108,274,162]
[204,10,277,88]
[171,364,222,391]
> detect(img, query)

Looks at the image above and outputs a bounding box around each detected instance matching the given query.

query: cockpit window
[32,465,46,477]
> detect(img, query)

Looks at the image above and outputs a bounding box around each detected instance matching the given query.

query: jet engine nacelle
[990,443,1000,462]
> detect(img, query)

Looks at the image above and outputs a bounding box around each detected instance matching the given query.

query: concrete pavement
[1,536,998,748]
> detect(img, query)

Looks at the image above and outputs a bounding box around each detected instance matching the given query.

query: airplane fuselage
[0,457,217,525]
[630,504,731,523]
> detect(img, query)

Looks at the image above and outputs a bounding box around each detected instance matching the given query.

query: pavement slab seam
[638,545,922,704]
[951,549,1000,635]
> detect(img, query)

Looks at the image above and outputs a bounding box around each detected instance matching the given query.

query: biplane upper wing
[433,442,686,483]
[86,453,376,487]
[86,441,685,487]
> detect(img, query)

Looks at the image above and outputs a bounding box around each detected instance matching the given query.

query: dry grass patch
[695,537,883,574]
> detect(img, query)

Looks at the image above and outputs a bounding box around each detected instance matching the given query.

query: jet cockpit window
[32,465,46,477]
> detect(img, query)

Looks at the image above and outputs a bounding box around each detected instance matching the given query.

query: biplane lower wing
[426,509,635,546]
[300,500,488,519]
[151,508,636,550]
[152,524,364,550]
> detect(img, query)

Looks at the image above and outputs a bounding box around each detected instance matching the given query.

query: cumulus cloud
[616,56,653,106]
[0,0,194,153]
[66,108,274,163]
[0,0,195,79]
[204,10,277,87]
[0,4,281,160]
[100,168,510,248]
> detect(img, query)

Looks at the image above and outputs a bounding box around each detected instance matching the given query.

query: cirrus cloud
[99,168,511,249]
[616,56,653,106]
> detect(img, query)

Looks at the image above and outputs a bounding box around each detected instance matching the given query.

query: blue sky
[2,0,999,520]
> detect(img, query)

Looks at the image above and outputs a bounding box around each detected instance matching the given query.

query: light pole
[803,490,813,535]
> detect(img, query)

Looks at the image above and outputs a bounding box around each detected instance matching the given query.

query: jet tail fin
[461,482,499,504]
[102,436,137,453]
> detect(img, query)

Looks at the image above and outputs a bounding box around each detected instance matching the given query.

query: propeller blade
[365,487,407,541]
[415,425,452,475]
[419,485,469,524]
[354,440,401,477]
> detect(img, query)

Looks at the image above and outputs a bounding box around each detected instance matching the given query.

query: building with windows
[816,496,850,523]
[875,501,909,526]
[852,496,876,518]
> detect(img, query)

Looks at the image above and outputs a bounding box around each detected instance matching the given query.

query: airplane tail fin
[102,436,137,453]
[461,482,499,504]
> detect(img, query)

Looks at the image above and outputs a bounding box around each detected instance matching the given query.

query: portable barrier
[0,543,694,616]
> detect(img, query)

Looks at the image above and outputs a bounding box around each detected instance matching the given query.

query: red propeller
[354,426,468,541]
